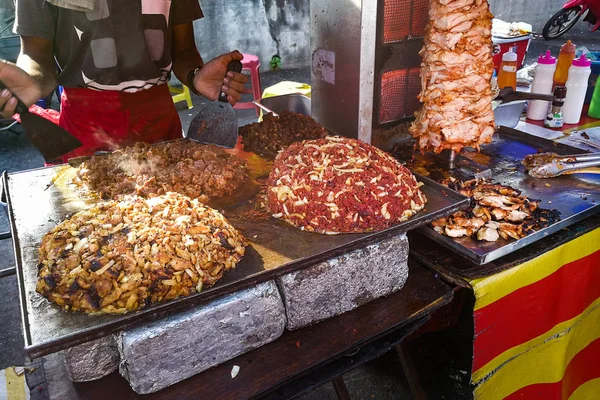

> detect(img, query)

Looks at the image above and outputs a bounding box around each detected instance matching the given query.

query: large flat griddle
[417,126,600,265]
[4,147,468,358]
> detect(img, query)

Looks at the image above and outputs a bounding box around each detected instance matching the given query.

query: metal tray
[417,126,600,265]
[4,158,468,358]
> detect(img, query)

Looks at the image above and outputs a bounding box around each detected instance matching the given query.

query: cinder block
[118,280,286,394]
[277,234,409,330]
[62,335,119,382]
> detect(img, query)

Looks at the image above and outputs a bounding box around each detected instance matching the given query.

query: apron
[57,83,182,162]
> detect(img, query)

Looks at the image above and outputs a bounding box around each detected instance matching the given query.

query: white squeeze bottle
[563,54,592,124]
[527,50,557,121]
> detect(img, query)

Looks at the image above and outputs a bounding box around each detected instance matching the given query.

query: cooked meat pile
[432,179,560,242]
[239,111,328,160]
[266,136,427,234]
[75,140,248,203]
[36,193,246,314]
[409,0,495,153]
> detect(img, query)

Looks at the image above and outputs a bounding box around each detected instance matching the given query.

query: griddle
[415,126,600,265]
[4,147,468,358]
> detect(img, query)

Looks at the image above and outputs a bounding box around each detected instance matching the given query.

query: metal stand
[449,150,457,170]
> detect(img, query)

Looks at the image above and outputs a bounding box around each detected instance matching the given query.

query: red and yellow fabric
[469,227,600,400]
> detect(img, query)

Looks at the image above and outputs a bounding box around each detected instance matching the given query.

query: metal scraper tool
[0,82,82,161]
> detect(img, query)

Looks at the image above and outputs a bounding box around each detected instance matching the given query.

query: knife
[0,82,82,161]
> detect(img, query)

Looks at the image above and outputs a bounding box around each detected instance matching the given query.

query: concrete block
[277,234,409,330]
[118,280,286,394]
[62,335,119,382]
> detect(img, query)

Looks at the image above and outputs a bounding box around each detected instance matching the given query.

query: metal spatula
[0,82,82,161]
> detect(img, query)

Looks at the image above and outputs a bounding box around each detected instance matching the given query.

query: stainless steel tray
[418,126,600,265]
[5,159,468,358]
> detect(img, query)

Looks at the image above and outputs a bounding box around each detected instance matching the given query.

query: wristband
[187,66,202,96]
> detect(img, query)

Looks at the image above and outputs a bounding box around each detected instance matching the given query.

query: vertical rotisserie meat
[409,0,495,154]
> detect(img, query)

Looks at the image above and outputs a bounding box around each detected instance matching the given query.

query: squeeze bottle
[553,40,576,87]
[563,55,592,124]
[527,50,557,120]
[497,47,517,90]
[588,79,600,118]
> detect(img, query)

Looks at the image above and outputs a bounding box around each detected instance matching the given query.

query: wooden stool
[233,54,262,116]
[169,83,193,109]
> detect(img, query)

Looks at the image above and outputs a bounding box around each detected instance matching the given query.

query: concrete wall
[489,0,590,34]
[193,0,310,72]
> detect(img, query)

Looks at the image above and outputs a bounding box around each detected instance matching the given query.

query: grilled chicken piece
[497,222,524,240]
[444,225,470,238]
[491,208,529,222]
[477,222,500,242]
[434,178,560,243]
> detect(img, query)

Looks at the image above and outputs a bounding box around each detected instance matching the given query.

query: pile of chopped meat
[239,111,328,160]
[431,178,560,241]
[36,193,246,314]
[409,0,495,153]
[266,136,427,234]
[75,140,248,203]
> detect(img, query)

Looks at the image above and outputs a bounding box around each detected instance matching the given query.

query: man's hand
[0,59,43,118]
[193,51,248,105]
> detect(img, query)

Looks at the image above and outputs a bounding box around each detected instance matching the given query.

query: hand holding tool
[218,60,243,103]
[0,81,81,161]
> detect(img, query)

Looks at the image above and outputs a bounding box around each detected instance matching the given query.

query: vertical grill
[379,68,422,124]
[376,0,428,125]
[382,0,429,44]
[310,0,427,142]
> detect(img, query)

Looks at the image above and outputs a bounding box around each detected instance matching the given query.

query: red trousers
[57,84,182,161]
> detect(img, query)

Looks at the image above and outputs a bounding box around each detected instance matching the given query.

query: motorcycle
[542,0,600,39]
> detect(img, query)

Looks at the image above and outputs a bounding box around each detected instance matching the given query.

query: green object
[270,54,281,70]
[589,81,600,118]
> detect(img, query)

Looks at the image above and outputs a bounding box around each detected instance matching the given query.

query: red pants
[57,84,182,161]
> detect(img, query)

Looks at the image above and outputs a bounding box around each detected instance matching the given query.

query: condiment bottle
[553,40,577,87]
[545,86,567,128]
[588,78,600,118]
[527,50,557,121]
[563,55,592,124]
[497,47,518,90]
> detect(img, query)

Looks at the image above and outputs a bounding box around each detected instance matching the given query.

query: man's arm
[17,36,58,98]
[171,23,204,86]
[171,23,247,105]
[0,36,57,118]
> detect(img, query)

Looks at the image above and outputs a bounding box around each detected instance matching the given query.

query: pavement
[1,31,598,399]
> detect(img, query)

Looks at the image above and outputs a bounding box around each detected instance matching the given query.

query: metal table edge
[3,172,34,351]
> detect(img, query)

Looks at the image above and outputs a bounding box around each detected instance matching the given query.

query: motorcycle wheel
[543,6,583,39]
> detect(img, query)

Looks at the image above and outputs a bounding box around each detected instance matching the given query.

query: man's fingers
[222,85,241,104]
[220,50,244,66]
[223,77,245,94]
[226,71,248,84]
[0,95,18,119]
[229,50,243,61]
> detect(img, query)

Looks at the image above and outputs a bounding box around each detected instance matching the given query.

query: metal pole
[449,149,457,170]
